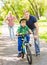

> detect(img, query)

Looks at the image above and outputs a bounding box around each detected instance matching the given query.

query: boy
[16,19,32,57]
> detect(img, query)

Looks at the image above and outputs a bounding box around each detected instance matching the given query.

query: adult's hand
[34,35,38,39]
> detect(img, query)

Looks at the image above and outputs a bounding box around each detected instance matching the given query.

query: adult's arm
[4,16,9,24]
[34,22,39,36]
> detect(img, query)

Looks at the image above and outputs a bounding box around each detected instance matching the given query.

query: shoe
[36,52,40,56]
[17,53,21,57]
[29,43,32,47]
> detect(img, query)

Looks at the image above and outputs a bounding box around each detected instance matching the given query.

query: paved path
[2,24,19,36]
[0,36,47,65]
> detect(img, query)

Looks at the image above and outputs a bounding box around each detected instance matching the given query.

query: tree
[28,0,47,19]
[0,0,47,22]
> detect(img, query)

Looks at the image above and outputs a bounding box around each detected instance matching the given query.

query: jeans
[32,28,40,54]
[9,26,14,40]
[18,35,30,54]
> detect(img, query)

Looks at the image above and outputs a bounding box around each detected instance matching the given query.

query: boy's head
[20,19,27,27]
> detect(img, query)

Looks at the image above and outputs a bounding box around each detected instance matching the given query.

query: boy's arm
[28,29,33,34]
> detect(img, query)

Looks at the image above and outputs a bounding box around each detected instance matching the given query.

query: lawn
[39,22,47,42]
[0,26,2,35]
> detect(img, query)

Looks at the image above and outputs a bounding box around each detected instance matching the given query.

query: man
[24,10,40,56]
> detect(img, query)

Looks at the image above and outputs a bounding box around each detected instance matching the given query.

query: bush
[39,32,47,42]
[0,21,3,25]
[0,32,2,35]
[38,19,47,22]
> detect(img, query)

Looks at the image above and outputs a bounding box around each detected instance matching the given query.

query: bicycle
[16,33,32,65]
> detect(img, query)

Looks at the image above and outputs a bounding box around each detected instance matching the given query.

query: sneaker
[17,53,21,57]
[36,52,40,56]
[29,43,32,47]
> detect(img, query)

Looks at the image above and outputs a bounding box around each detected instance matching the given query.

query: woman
[5,11,16,40]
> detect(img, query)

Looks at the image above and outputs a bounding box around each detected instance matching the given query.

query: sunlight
[0,1,4,9]
[0,55,22,61]
[41,47,47,52]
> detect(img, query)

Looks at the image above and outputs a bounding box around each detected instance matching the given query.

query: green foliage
[0,21,3,25]
[39,32,47,42]
[0,0,47,22]
[39,21,47,42]
[0,32,2,35]
[38,19,47,22]
[0,17,3,21]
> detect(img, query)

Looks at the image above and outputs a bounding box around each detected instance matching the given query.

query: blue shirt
[26,15,37,30]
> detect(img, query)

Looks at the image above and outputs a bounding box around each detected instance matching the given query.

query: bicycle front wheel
[26,45,32,65]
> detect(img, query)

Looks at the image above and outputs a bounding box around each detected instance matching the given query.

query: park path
[0,24,47,65]
[1,23,47,36]
[0,35,47,65]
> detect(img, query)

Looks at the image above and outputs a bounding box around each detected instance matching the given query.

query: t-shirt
[26,15,37,30]
[6,15,15,26]
[17,25,29,34]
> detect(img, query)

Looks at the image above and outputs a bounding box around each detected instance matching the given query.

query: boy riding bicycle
[16,18,32,57]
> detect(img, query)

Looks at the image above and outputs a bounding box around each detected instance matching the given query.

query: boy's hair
[19,18,27,23]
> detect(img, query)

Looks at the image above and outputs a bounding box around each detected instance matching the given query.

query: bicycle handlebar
[16,33,32,36]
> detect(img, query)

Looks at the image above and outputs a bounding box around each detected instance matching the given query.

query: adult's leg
[32,28,40,55]
[34,38,40,55]
[11,26,15,39]
[26,34,30,43]
[9,26,12,39]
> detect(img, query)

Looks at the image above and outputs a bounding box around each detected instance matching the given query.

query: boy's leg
[18,37,22,57]
[26,35,30,43]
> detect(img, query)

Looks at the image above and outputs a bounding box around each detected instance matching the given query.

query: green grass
[0,25,2,35]
[39,32,47,42]
[39,21,47,42]
[0,32,2,35]
[0,21,3,26]
[0,30,2,35]
[38,20,47,22]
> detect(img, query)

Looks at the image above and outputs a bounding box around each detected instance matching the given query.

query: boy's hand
[29,29,33,34]
[16,34,19,36]
[16,33,22,36]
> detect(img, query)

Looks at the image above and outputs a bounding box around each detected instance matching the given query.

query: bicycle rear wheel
[26,45,32,65]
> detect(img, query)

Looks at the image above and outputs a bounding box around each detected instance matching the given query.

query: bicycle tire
[21,52,24,58]
[26,45,32,65]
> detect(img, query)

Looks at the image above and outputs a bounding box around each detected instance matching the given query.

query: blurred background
[0,0,47,42]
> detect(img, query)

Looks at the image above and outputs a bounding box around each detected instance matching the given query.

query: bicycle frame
[21,36,29,54]
[17,34,32,64]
